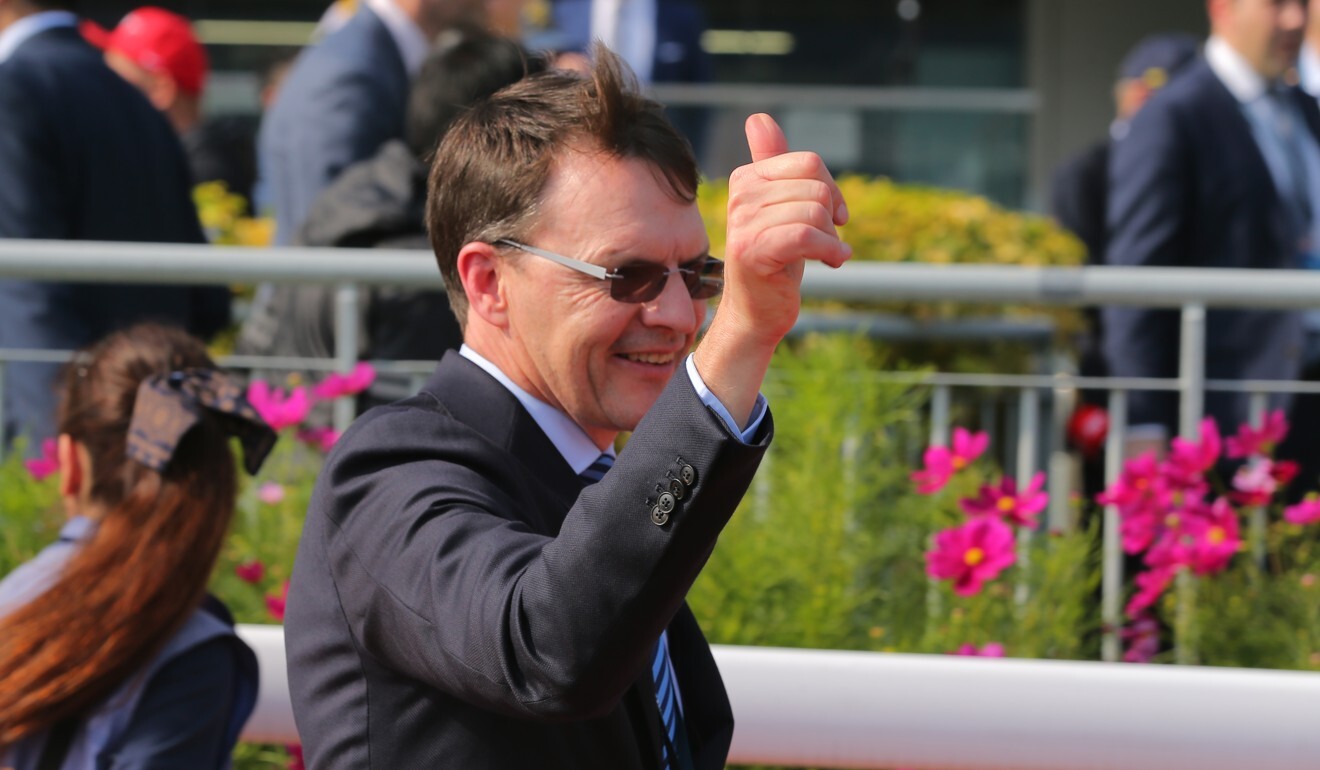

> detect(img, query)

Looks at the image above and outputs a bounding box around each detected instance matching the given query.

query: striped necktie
[577,452,691,769]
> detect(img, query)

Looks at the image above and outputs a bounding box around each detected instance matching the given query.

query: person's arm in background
[1103,96,1188,454]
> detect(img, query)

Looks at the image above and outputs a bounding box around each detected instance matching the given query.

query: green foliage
[687,335,1099,665]
[0,444,61,579]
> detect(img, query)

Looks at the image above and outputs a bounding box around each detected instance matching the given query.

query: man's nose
[640,270,700,333]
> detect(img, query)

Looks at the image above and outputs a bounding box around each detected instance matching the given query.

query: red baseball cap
[95,7,209,97]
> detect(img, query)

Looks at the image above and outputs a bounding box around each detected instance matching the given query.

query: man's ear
[57,433,82,501]
[456,241,510,330]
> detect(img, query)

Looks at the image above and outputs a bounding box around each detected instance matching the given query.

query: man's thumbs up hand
[692,114,852,428]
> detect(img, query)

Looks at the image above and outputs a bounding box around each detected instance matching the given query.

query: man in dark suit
[0,0,227,446]
[259,0,482,244]
[285,48,851,768]
[1104,0,1317,456]
[547,0,712,156]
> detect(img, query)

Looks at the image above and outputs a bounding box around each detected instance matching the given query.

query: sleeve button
[679,464,696,486]
[657,492,677,514]
[668,478,685,499]
[651,506,670,526]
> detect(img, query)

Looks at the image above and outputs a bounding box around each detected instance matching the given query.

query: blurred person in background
[548,0,711,157]
[0,0,230,450]
[1104,0,1320,479]
[260,0,486,244]
[0,324,267,770]
[86,6,258,205]
[237,30,544,416]
[1051,34,1198,494]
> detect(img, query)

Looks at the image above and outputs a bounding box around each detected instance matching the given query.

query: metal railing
[6,240,1320,765]
[236,623,1320,770]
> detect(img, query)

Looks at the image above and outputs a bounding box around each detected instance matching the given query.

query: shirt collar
[0,10,77,65]
[1301,42,1320,97]
[58,516,97,544]
[1206,35,1271,104]
[362,0,431,77]
[459,345,615,475]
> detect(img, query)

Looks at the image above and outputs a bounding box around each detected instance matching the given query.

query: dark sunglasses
[495,239,724,304]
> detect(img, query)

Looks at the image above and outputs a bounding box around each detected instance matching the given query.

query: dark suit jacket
[1103,56,1314,433]
[551,0,712,85]
[259,6,410,244]
[0,24,226,445]
[286,352,769,769]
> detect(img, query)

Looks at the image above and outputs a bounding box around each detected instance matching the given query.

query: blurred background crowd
[3,0,1320,475]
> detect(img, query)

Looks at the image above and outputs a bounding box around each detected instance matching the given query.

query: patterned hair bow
[127,369,277,475]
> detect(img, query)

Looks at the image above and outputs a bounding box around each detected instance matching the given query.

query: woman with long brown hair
[0,324,274,769]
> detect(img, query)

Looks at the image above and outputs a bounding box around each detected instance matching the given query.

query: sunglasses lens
[689,259,723,300]
[609,263,670,303]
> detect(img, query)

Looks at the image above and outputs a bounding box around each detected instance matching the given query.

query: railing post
[333,283,360,433]
[929,385,951,446]
[1101,389,1128,663]
[1176,303,1206,665]
[1247,392,1269,570]
[1015,387,1040,606]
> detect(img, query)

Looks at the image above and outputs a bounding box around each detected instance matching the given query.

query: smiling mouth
[619,352,677,365]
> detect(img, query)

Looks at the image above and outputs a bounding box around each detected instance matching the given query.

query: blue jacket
[0,24,228,446]
[259,6,411,245]
[550,0,712,85]
[1103,56,1316,433]
[0,518,258,770]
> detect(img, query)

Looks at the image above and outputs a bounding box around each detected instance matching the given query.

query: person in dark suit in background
[87,6,259,206]
[236,30,544,417]
[0,0,229,448]
[259,0,484,244]
[284,47,851,769]
[548,0,712,157]
[1051,34,1198,491]
[1104,0,1319,461]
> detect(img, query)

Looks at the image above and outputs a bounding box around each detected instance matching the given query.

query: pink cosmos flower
[247,381,311,431]
[926,517,1017,597]
[266,581,290,622]
[23,438,59,481]
[1126,565,1178,618]
[1164,418,1222,489]
[955,642,1006,658]
[1181,497,1242,575]
[1285,493,1320,525]
[1231,460,1280,508]
[959,472,1048,527]
[313,362,377,400]
[257,481,286,505]
[910,428,989,494]
[297,427,341,454]
[286,743,305,770]
[1225,409,1289,459]
[235,560,266,584]
[1121,615,1160,663]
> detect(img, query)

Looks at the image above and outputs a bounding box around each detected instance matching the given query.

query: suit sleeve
[1102,101,1188,430]
[305,374,769,722]
[272,71,397,242]
[0,71,67,239]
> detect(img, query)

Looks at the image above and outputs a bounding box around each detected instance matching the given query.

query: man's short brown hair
[425,46,700,328]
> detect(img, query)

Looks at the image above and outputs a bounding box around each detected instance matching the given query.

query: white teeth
[624,353,674,365]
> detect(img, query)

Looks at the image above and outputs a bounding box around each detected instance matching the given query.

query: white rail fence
[237,624,1320,770]
[6,241,1320,767]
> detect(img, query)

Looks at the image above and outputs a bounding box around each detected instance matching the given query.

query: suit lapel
[1195,62,1281,210]
[422,351,583,518]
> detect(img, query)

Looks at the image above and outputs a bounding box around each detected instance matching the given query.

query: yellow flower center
[952,456,967,471]
[1208,526,1226,545]
[1135,478,1149,491]
[997,497,1017,513]
[1165,513,1180,529]
[964,547,985,567]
